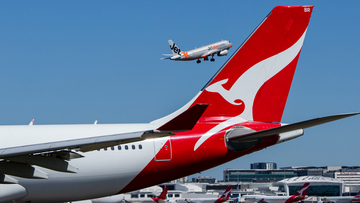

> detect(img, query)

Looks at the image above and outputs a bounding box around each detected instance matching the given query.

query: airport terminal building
[223,164,360,195]
[275,176,343,196]
[126,164,360,201]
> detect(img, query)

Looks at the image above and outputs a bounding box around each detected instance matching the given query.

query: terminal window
[289,185,340,196]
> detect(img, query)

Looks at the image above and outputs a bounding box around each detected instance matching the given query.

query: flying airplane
[169,185,232,203]
[0,5,358,203]
[90,185,169,203]
[243,183,310,203]
[162,39,233,63]
[321,191,360,203]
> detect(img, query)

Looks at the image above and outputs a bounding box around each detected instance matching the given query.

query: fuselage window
[140,194,145,198]
[118,145,121,150]
[111,146,114,150]
[132,145,135,150]
[125,145,128,150]
[139,144,142,149]
[104,148,107,151]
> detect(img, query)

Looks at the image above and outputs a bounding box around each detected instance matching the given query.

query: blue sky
[0,1,359,180]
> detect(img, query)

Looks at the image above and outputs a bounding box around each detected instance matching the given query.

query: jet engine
[0,184,27,203]
[217,50,229,56]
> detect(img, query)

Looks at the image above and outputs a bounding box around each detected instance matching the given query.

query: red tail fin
[158,185,169,200]
[152,6,313,133]
[294,182,310,197]
[215,185,232,203]
[190,6,313,123]
[152,185,169,203]
[285,183,310,203]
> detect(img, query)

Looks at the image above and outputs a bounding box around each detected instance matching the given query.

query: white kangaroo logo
[205,29,307,121]
[194,29,308,151]
[206,78,243,105]
[297,185,309,196]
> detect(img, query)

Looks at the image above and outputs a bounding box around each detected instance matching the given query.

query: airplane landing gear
[196,59,201,64]
[204,56,209,61]
[210,58,215,62]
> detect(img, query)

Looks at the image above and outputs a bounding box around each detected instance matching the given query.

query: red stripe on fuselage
[119,123,280,193]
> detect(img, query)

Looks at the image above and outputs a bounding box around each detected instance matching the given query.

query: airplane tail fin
[215,185,232,203]
[168,40,182,56]
[153,6,314,127]
[193,6,313,123]
[285,183,310,203]
[294,183,310,197]
[158,185,169,200]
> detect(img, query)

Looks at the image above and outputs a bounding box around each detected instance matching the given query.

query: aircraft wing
[0,104,208,158]
[228,112,359,142]
[201,49,220,57]
[0,105,208,179]
[0,130,167,158]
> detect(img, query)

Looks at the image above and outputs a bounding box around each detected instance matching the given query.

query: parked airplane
[151,185,169,203]
[162,39,232,63]
[170,185,232,203]
[243,183,310,203]
[321,191,360,203]
[0,5,358,203]
[90,186,169,203]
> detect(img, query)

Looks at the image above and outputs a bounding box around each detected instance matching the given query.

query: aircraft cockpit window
[132,145,135,150]
[175,194,180,197]
[125,145,128,150]
[118,145,121,150]
[139,144,142,149]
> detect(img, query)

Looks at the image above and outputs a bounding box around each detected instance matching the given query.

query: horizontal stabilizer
[157,104,208,131]
[230,112,360,141]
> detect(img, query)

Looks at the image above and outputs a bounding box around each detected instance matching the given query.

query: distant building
[281,166,360,195]
[192,176,217,184]
[172,177,189,183]
[323,166,360,195]
[251,162,277,170]
[224,164,324,183]
[223,169,298,183]
[276,176,344,196]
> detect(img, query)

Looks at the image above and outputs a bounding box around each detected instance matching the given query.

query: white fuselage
[171,198,219,203]
[243,195,293,203]
[321,196,360,203]
[1,123,164,202]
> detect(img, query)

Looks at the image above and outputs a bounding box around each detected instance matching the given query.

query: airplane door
[153,138,172,161]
